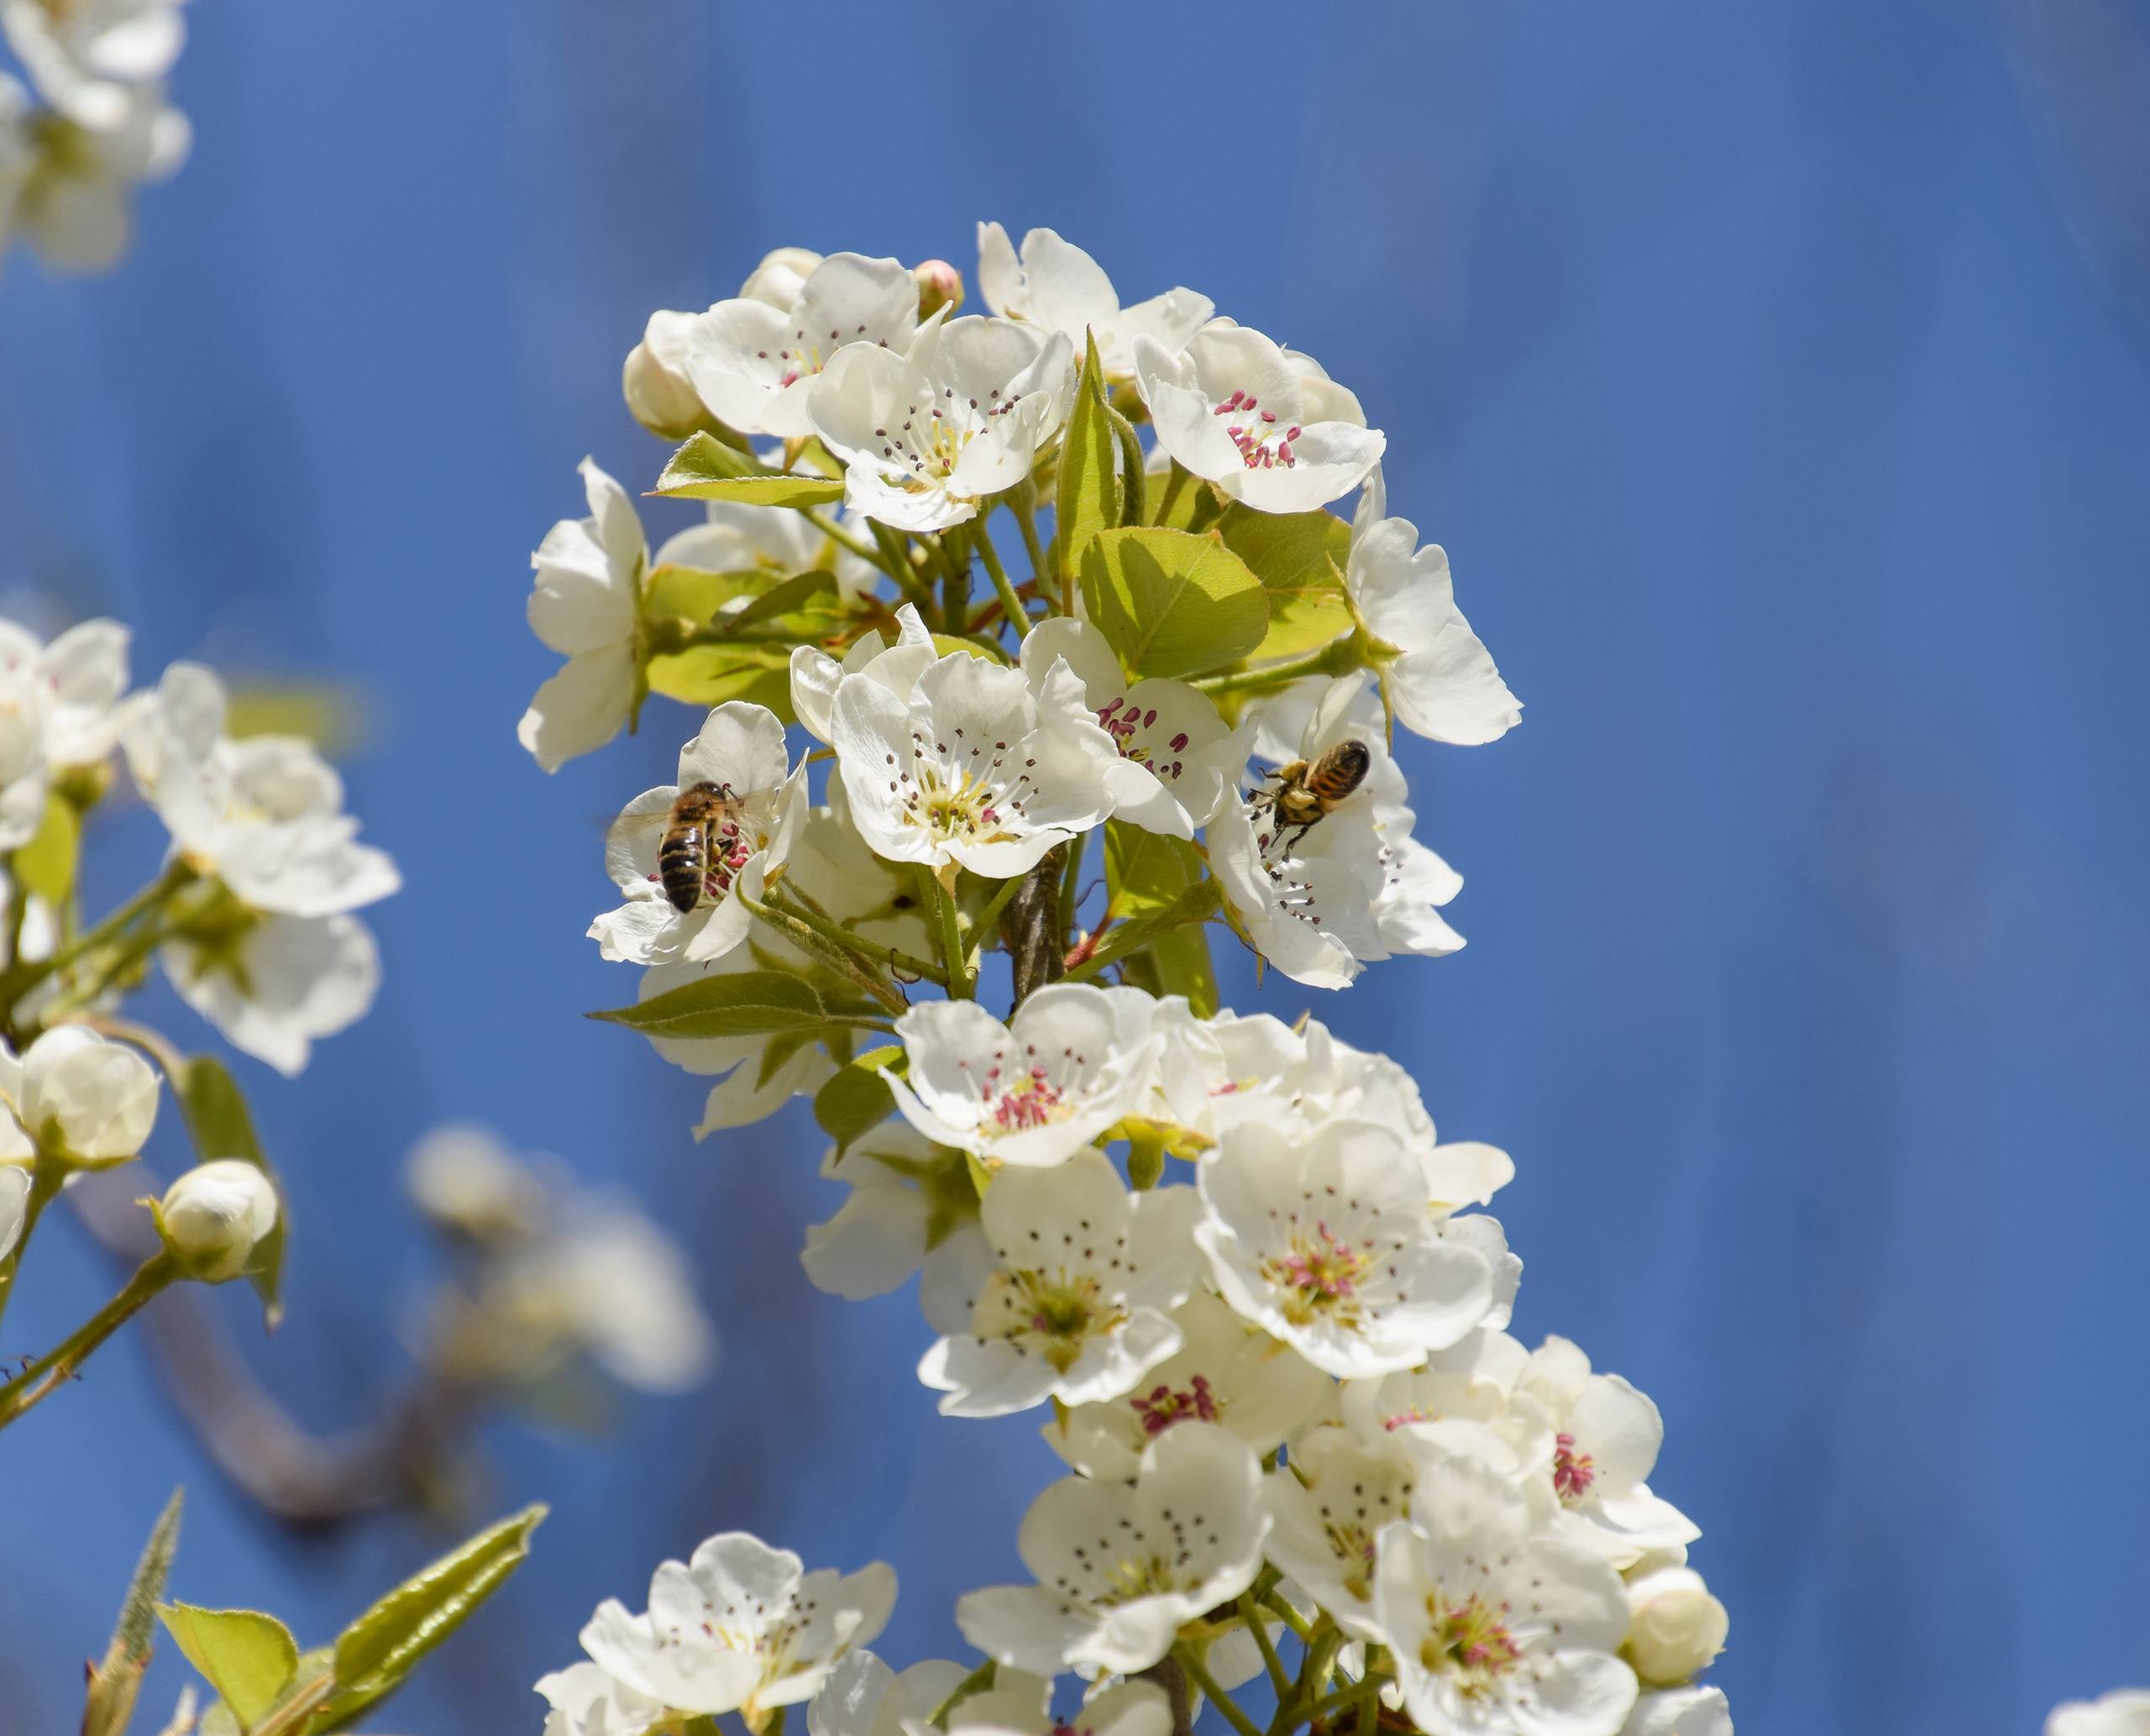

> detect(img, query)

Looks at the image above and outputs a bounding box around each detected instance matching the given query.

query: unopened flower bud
[912,258,964,320]
[739,245,821,309]
[16,1027,158,1165]
[158,1160,279,1282]
[1624,1566,1728,1686]
[622,309,707,439]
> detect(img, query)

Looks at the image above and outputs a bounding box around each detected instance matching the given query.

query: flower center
[1097,1553,1178,1606]
[1552,1431,1597,1503]
[1421,1592,1522,1694]
[899,729,1039,847]
[981,1063,1068,1130]
[1212,388,1303,470]
[1094,697,1191,783]
[1130,1373,1218,1436]
[1261,1219,1373,1326]
[871,383,1028,493]
[982,1269,1126,1373]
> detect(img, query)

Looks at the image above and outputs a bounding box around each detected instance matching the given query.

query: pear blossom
[0,616,129,768]
[0,1162,29,1261]
[632,954,837,1138]
[122,662,399,918]
[1346,470,1520,746]
[800,1120,978,1303]
[884,984,1155,1169]
[579,1531,895,1721]
[2049,1693,2150,1736]
[1377,1453,1638,1736]
[156,1159,277,1282]
[1513,1336,1701,1567]
[1046,1292,1329,1481]
[0,647,50,850]
[957,1421,1270,1676]
[162,909,379,1077]
[517,459,648,774]
[589,701,808,968]
[976,223,1212,379]
[1196,1117,1495,1377]
[659,496,878,603]
[6,81,186,272]
[0,0,184,132]
[623,308,711,438]
[405,1120,545,1240]
[2,1025,157,1162]
[536,1661,666,1736]
[1017,618,1241,838]
[1622,1565,1728,1687]
[792,603,940,748]
[686,251,921,439]
[831,635,1114,880]
[916,1151,1200,1417]
[1621,1687,1731,1736]
[810,315,1074,533]
[1214,674,1463,989]
[1264,1423,1424,1640]
[740,245,825,311]
[1131,323,1383,515]
[807,1651,969,1736]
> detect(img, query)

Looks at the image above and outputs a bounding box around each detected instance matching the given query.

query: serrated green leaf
[313,1506,545,1729]
[813,1049,899,1156]
[83,1489,185,1736]
[591,969,846,1041]
[642,564,772,625]
[1051,330,1117,588]
[645,643,796,719]
[176,1057,286,1328]
[15,789,77,905]
[1079,528,1269,680]
[157,1605,297,1731]
[1214,502,1354,661]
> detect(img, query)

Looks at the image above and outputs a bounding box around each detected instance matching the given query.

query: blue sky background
[3,2,2147,1731]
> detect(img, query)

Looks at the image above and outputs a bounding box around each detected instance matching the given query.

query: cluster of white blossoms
[0,0,189,273]
[527,226,1729,1736]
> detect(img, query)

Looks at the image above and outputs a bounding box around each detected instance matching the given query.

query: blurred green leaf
[15,790,77,906]
[716,569,838,636]
[1079,528,1268,680]
[1214,502,1353,661]
[646,643,796,720]
[642,564,770,624]
[176,1057,286,1329]
[1050,330,1117,588]
[157,1605,297,1731]
[1103,821,1203,920]
[814,1047,900,1156]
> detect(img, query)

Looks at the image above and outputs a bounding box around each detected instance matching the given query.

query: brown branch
[999,845,1069,1006]
[67,1168,474,1530]
[1139,1656,1195,1736]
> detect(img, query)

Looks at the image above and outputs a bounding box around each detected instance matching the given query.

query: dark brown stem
[999,846,1067,1006]
[1139,1655,1195,1736]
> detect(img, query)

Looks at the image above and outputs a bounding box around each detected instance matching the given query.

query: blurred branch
[68,1168,475,1530]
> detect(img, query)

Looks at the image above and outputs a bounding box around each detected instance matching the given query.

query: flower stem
[0,1251,179,1430]
[0,859,193,1009]
[972,517,1030,642]
[926,1660,997,1728]
[1240,1592,1293,1700]
[1176,1644,1264,1736]
[965,872,1027,975]
[0,1151,67,1340]
[922,867,970,998]
[768,888,945,989]
[1192,636,1360,696]
[742,893,909,1015]
[1009,485,1051,606]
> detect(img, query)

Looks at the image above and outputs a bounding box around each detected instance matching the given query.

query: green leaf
[1104,821,1204,920]
[591,969,846,1041]
[654,430,763,486]
[1214,502,1354,661]
[1140,919,1219,1017]
[716,569,838,635]
[646,642,796,719]
[83,1488,185,1736]
[813,1047,900,1156]
[1127,1136,1166,1190]
[653,433,847,506]
[314,1505,546,1729]
[14,789,77,905]
[1051,329,1117,588]
[1142,462,1224,533]
[1079,527,1269,680]
[642,564,772,625]
[176,1057,286,1328]
[157,1605,298,1731]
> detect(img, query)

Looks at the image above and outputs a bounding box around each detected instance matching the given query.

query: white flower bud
[911,257,964,320]
[1624,1565,1729,1686]
[404,1122,541,1240]
[738,244,821,309]
[159,1160,279,1282]
[18,1027,158,1164]
[622,309,708,439]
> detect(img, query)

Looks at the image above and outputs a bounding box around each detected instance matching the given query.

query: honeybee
[658,780,748,913]
[1252,738,1371,853]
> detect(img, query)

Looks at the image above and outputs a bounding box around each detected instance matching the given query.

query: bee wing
[605,785,681,891]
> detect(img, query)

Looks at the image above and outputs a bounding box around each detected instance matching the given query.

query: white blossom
[623,309,711,439]
[517,459,648,774]
[1196,1117,1494,1378]
[1017,618,1241,838]
[800,1120,978,1303]
[579,1531,894,1722]
[2049,1693,2150,1736]
[1621,1686,1733,1736]
[831,631,1114,880]
[0,1162,28,1262]
[0,616,130,768]
[810,315,1073,533]
[1131,323,1383,515]
[1622,1565,1728,1687]
[686,251,921,440]
[157,1159,277,1282]
[807,1651,969,1736]
[1,1025,157,1162]
[916,1151,1200,1417]
[405,1120,545,1240]
[162,910,379,1078]
[1264,1423,1423,1641]
[0,644,50,850]
[1513,1335,1701,1567]
[1345,471,1519,746]
[1377,1452,1638,1736]
[633,954,836,1139]
[659,497,878,603]
[975,223,1211,379]
[536,1660,666,1736]
[952,1674,1171,1736]
[1046,1291,1329,1482]
[6,83,186,272]
[957,1421,1270,1676]
[590,701,807,968]
[0,0,184,133]
[885,984,1156,1169]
